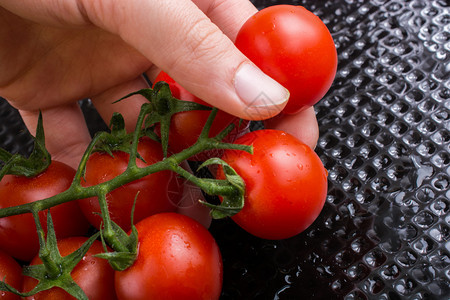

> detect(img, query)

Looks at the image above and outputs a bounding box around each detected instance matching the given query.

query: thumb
[82,0,289,120]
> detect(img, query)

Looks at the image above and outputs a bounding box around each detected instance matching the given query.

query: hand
[0,0,319,224]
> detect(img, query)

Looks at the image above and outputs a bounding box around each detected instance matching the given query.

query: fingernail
[234,63,289,111]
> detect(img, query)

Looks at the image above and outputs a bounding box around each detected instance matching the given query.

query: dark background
[1,0,449,299]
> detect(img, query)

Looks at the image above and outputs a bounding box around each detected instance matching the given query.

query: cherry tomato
[115,213,223,300]
[218,130,328,240]
[235,5,337,114]
[154,71,248,160]
[22,237,117,300]
[0,250,22,300]
[0,161,90,261]
[78,137,183,231]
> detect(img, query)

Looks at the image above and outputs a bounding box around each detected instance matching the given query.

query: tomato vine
[0,82,251,299]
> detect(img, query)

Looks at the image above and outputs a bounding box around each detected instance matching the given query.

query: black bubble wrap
[0,0,449,299]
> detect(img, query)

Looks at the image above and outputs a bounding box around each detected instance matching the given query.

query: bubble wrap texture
[0,0,449,299]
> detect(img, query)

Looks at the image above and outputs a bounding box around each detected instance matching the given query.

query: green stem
[0,147,13,162]
[199,108,218,139]
[31,210,61,279]
[128,103,151,167]
[72,131,110,186]
[170,164,236,196]
[0,140,249,220]
[97,192,129,253]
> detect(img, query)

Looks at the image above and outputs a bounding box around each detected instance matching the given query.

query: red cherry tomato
[78,137,183,231]
[0,161,90,261]
[218,130,328,240]
[0,250,22,300]
[115,213,223,300]
[235,5,337,114]
[154,71,248,160]
[22,237,117,300]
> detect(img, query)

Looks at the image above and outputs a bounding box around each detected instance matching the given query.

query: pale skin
[0,0,319,225]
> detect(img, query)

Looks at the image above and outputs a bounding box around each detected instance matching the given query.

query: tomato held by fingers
[153,71,248,160]
[218,130,328,240]
[115,213,223,300]
[0,250,22,300]
[78,137,183,231]
[22,237,117,300]
[235,5,337,114]
[0,161,90,261]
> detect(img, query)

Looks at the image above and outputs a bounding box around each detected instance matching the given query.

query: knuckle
[182,17,230,64]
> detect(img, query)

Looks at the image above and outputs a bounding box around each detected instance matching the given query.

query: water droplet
[373,154,392,169]
[412,236,436,254]
[380,263,400,280]
[432,173,449,190]
[365,249,386,267]
[388,143,409,158]
[413,210,435,228]
[363,276,385,294]
[427,278,450,297]
[431,151,449,168]
[415,186,435,203]
[371,176,391,192]
[429,250,450,269]
[398,224,418,241]
[395,277,417,295]
[396,249,417,267]
[429,224,449,242]
[346,263,370,282]
[430,197,449,216]
[411,156,434,186]
[404,111,423,124]
[416,141,436,156]
[335,250,355,268]
[345,155,364,170]
[432,109,449,123]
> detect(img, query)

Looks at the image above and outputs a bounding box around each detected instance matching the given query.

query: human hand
[0,0,319,224]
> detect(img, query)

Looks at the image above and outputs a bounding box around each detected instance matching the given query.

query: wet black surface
[1,0,449,299]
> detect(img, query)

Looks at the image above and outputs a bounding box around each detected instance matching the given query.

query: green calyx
[90,112,134,155]
[117,82,211,157]
[0,112,51,181]
[0,211,100,299]
[94,193,139,271]
[198,158,246,219]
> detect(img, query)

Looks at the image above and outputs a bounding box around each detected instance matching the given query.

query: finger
[79,0,289,121]
[145,64,162,84]
[19,103,91,169]
[194,0,257,41]
[176,179,212,229]
[90,76,149,132]
[264,107,319,149]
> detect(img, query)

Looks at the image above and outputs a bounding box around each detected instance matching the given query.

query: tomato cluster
[0,5,333,299]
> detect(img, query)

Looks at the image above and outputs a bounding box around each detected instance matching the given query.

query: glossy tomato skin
[0,250,22,300]
[0,161,90,261]
[235,5,337,114]
[78,137,183,231]
[115,213,223,300]
[154,71,247,160]
[218,130,328,240]
[22,237,117,300]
